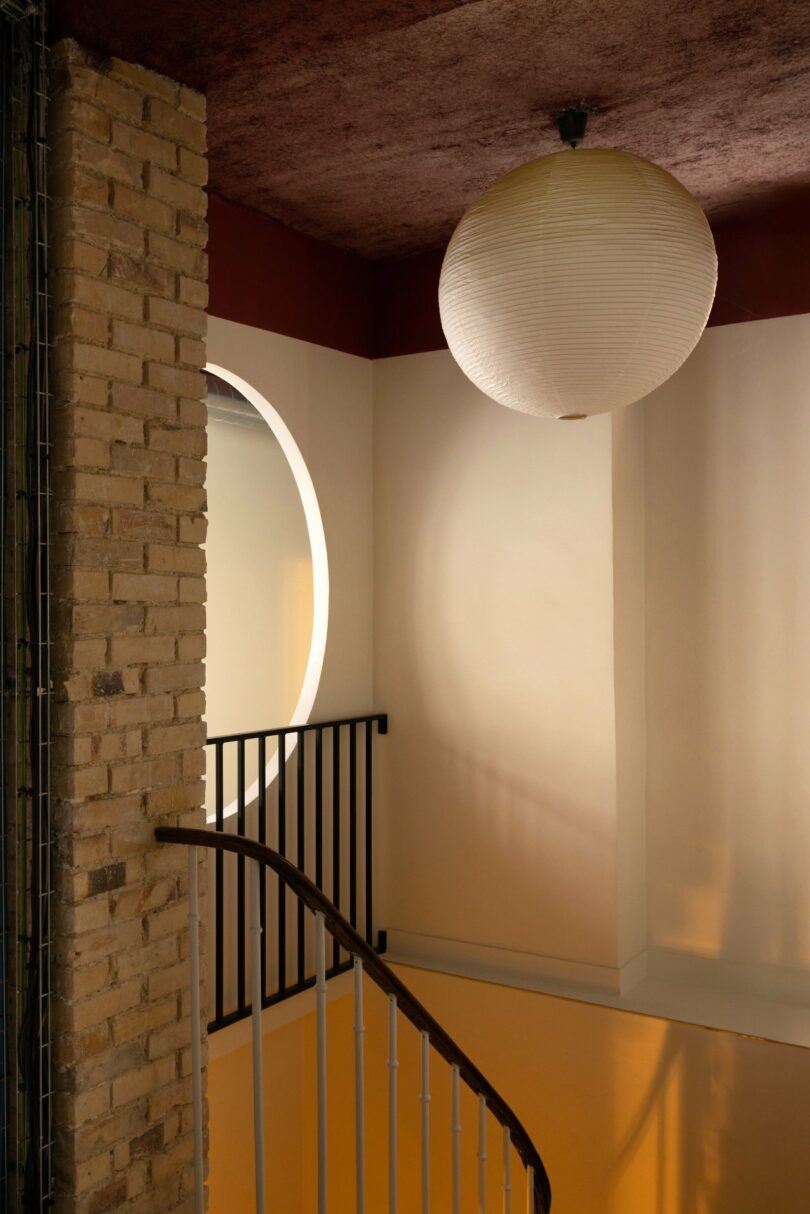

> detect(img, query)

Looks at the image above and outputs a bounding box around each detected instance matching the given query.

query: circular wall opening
[204,363,329,822]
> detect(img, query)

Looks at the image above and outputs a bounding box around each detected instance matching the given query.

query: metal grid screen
[1,2,53,1208]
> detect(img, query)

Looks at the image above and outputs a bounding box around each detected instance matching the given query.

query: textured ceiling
[51,0,810,259]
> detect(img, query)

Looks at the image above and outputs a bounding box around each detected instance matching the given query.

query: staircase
[155,825,553,1213]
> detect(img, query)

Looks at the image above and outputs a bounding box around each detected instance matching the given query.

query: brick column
[48,41,208,1213]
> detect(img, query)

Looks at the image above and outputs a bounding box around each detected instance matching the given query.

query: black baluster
[365,719,373,945]
[332,724,340,969]
[297,729,305,986]
[278,732,287,994]
[315,727,323,889]
[215,741,224,1026]
[258,733,267,1003]
[349,722,357,929]
[237,737,246,1014]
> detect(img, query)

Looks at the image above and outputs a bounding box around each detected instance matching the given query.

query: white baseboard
[618,947,648,995]
[385,932,810,1047]
[384,927,626,999]
[645,946,810,1005]
[210,938,810,1061]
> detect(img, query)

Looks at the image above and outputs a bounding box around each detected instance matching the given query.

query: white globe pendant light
[438,108,717,419]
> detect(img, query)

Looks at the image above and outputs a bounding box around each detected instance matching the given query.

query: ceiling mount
[555,104,590,148]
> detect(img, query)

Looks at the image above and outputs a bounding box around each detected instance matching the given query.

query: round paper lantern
[439,148,717,419]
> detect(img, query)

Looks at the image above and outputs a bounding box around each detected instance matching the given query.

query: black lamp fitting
[555,106,589,148]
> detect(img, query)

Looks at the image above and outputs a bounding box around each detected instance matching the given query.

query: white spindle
[250,859,266,1214]
[353,956,366,1214]
[526,1165,534,1214]
[420,1031,431,1214]
[502,1127,511,1214]
[387,995,398,1214]
[451,1065,461,1214]
[188,847,204,1214]
[316,912,328,1214]
[478,1096,487,1214]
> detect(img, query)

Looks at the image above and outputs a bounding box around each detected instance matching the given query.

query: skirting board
[209,937,810,1055]
[645,947,810,1005]
[385,933,810,1046]
[384,927,644,1001]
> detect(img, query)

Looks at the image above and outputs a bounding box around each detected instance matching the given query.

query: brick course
[49,39,208,1213]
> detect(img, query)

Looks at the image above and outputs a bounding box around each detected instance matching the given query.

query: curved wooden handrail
[156,825,552,1213]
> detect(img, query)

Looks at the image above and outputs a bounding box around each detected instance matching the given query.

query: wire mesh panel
[0,3,53,1208]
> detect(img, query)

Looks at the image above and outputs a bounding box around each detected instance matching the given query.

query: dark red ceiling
[51,0,810,259]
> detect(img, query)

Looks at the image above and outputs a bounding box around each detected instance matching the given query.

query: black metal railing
[206,712,388,1032]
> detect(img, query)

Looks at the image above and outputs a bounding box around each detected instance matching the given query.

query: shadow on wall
[375,352,619,973]
[644,314,810,992]
[390,740,617,971]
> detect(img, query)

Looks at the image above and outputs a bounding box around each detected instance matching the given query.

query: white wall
[206,317,375,721]
[373,350,623,989]
[643,312,810,1004]
[206,309,810,1042]
[372,314,810,1043]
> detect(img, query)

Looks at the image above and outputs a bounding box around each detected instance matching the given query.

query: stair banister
[156,825,552,1214]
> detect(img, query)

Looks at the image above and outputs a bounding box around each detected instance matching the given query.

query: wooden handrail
[155,825,552,1213]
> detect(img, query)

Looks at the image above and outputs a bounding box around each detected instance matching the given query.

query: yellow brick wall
[48,39,208,1213]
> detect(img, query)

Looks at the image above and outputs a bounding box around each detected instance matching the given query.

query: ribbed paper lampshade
[439,149,717,418]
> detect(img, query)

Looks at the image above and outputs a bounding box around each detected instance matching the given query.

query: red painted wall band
[209,187,810,360]
[208,193,373,359]
[706,188,810,328]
